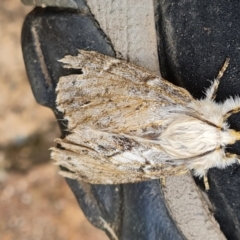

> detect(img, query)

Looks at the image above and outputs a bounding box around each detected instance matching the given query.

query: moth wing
[57,50,193,134]
[51,129,188,184]
[52,50,192,183]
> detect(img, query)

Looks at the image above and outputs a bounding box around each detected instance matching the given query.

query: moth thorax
[159,115,235,159]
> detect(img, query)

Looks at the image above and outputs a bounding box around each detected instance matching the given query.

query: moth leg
[226,152,237,158]
[175,169,189,176]
[223,106,240,121]
[203,175,210,191]
[205,58,230,100]
[160,167,188,187]
[203,153,240,191]
[225,152,240,164]
[237,155,240,165]
[160,176,166,187]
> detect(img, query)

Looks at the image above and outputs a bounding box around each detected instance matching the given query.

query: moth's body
[51,50,240,189]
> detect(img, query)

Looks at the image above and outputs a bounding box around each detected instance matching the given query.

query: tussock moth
[51,50,240,190]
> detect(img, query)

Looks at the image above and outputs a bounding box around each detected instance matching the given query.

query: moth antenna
[205,58,230,100]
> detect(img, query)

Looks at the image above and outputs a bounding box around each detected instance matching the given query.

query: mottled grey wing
[51,50,192,184]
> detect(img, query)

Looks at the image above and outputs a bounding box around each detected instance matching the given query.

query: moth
[51,50,240,190]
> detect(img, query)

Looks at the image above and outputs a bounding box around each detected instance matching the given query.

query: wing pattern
[51,50,193,184]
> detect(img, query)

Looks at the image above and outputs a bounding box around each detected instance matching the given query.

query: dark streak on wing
[175,148,217,162]
[112,135,140,151]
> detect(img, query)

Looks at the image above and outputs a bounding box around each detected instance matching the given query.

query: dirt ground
[0,1,108,239]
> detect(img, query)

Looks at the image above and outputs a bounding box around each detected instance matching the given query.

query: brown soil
[0,1,108,239]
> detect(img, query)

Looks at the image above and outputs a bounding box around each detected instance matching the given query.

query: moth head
[185,127,239,179]
[182,96,240,178]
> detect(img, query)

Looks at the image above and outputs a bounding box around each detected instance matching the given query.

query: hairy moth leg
[226,152,239,159]
[204,153,240,191]
[161,168,189,188]
[203,175,210,191]
[204,58,240,123]
[223,104,240,121]
[160,176,166,187]
[222,98,240,139]
[204,58,240,139]
[225,153,240,165]
[205,58,230,100]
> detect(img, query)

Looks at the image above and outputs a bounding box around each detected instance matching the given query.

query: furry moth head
[51,51,240,190]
